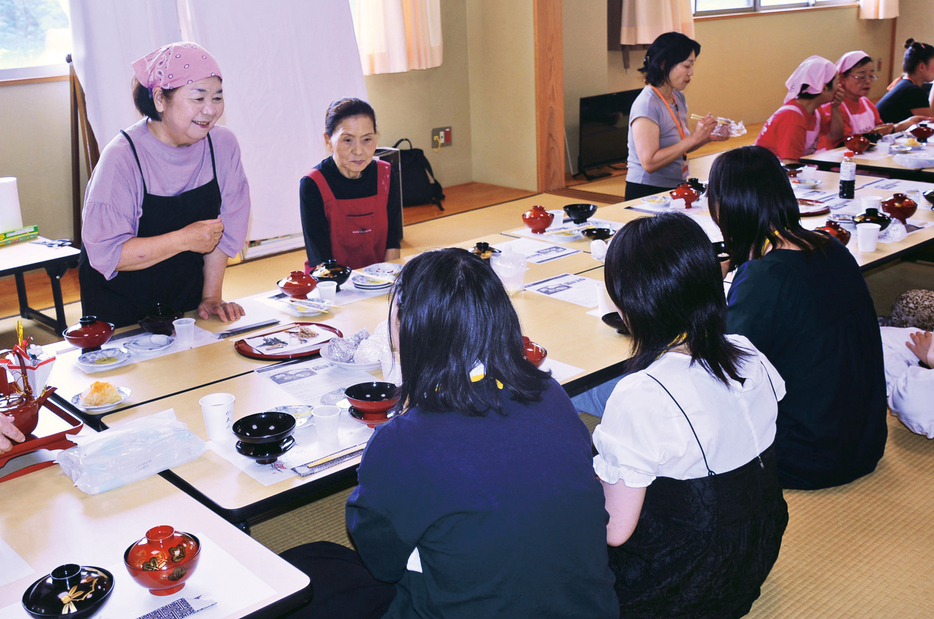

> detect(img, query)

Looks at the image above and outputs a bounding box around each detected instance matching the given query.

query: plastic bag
[55,409,205,494]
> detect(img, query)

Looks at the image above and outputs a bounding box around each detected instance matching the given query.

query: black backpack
[392,138,445,210]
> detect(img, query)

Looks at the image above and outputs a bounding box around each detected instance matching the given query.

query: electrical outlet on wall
[431,126,452,148]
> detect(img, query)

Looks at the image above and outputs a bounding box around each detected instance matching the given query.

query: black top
[346,379,619,619]
[726,239,887,490]
[299,156,402,266]
[876,78,932,124]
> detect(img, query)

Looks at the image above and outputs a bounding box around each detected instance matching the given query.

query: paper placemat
[0,537,34,589]
[525,274,598,308]
[72,326,216,375]
[494,237,581,263]
[538,357,584,383]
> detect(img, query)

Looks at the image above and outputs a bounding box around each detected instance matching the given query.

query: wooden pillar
[534,0,565,192]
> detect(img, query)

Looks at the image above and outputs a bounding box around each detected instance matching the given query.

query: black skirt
[608,445,788,619]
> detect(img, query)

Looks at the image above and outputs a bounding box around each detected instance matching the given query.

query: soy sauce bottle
[839,150,856,199]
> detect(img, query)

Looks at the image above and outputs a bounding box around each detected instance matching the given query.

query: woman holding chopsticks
[624,32,729,201]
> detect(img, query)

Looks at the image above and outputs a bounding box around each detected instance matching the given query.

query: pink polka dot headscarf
[132,42,222,92]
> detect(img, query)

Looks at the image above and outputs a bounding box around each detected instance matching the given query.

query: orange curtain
[858,0,898,19]
[355,0,443,76]
[620,0,694,45]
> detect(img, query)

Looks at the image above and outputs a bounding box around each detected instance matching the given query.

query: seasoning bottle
[839,151,856,199]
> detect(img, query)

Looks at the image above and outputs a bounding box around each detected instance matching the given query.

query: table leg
[45,262,72,334]
[14,272,29,318]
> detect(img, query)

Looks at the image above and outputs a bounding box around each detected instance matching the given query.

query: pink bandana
[784,56,836,103]
[132,42,222,92]
[835,50,871,74]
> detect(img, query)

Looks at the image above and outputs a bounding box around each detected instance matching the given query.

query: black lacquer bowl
[23,564,114,619]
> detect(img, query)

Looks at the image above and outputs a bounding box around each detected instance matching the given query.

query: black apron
[79,131,222,327]
[607,372,788,619]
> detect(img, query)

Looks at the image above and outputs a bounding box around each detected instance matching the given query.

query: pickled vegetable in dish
[79,381,122,407]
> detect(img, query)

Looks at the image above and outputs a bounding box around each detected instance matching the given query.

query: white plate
[641,195,671,205]
[71,386,131,412]
[124,334,174,353]
[362,262,402,277]
[791,178,821,188]
[351,274,393,289]
[269,404,314,427]
[319,343,382,371]
[77,348,130,368]
[277,298,333,316]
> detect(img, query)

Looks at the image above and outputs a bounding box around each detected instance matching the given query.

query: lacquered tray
[233,322,343,361]
[0,398,83,481]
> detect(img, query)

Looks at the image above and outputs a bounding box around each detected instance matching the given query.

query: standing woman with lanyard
[624,31,725,201]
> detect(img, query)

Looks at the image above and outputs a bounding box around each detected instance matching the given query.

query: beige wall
[0,79,76,241]
[564,4,896,174]
[363,0,473,188]
[895,0,934,75]
[465,0,538,190]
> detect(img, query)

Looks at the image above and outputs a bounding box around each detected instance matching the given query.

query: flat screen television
[578,89,641,179]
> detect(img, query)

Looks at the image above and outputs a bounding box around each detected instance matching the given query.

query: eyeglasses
[850,73,879,83]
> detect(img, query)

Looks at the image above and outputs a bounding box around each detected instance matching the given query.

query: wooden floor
[0,121,762,323]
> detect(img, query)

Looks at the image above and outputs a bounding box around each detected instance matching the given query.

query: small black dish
[23,564,114,619]
[139,302,183,336]
[312,259,352,292]
[471,241,501,261]
[923,190,934,207]
[563,203,598,224]
[601,311,629,335]
[687,178,707,195]
[711,241,730,263]
[582,228,614,241]
[232,412,296,444]
[862,132,882,144]
[236,435,295,464]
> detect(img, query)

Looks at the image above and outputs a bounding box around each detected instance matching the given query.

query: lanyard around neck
[650,85,687,141]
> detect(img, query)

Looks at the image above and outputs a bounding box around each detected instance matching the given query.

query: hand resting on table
[0,414,25,454]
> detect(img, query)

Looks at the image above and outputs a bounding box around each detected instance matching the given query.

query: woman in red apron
[818,50,933,150]
[79,42,250,327]
[300,98,402,271]
[755,56,841,164]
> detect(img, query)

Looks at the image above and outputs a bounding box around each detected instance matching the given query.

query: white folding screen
[69,0,368,256]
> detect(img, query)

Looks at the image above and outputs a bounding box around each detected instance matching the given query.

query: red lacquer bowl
[910,125,934,142]
[817,220,851,246]
[522,336,548,368]
[124,526,200,596]
[522,205,554,234]
[62,316,114,353]
[345,382,399,418]
[844,134,870,154]
[278,270,318,299]
[670,184,700,208]
[881,193,917,224]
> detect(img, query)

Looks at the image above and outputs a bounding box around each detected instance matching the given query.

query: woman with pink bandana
[817,50,933,150]
[755,56,842,164]
[79,42,250,327]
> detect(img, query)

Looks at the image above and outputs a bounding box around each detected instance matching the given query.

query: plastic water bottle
[839,151,856,199]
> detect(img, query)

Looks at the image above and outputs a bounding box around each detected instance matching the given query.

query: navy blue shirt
[346,379,619,619]
[876,78,932,124]
[727,240,887,490]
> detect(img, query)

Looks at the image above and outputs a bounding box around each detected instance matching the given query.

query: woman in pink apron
[300,98,402,271]
[818,50,933,150]
[755,56,841,164]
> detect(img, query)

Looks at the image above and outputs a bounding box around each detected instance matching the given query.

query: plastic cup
[800,165,818,179]
[199,393,234,441]
[861,195,882,211]
[313,405,341,446]
[595,283,612,314]
[173,317,196,348]
[856,223,881,253]
[380,351,402,386]
[317,281,338,301]
[876,142,890,155]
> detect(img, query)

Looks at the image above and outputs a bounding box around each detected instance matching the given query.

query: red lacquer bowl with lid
[62,316,114,353]
[881,193,917,224]
[670,184,700,209]
[522,205,554,234]
[817,220,851,246]
[124,526,201,596]
[844,134,870,154]
[277,270,318,299]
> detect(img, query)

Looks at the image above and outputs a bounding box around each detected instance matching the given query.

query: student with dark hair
[756,56,843,163]
[708,145,887,490]
[876,39,934,123]
[280,248,619,619]
[300,97,402,270]
[818,51,932,149]
[623,31,726,201]
[594,212,787,618]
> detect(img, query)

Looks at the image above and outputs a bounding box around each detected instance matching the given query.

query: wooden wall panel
[534,0,565,192]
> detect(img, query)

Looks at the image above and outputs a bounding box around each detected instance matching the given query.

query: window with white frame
[693,0,851,14]
[0,0,72,78]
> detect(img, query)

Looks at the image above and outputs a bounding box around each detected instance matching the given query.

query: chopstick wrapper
[135,596,216,619]
[55,409,205,494]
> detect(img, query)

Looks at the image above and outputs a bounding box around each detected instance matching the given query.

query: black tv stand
[575,169,612,181]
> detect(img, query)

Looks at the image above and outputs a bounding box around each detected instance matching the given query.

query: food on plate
[79,381,122,407]
[906,137,921,147]
[286,325,320,343]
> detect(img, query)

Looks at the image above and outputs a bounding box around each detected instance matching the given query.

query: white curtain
[858,0,898,19]
[354,0,442,76]
[620,0,694,45]
[69,0,367,251]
